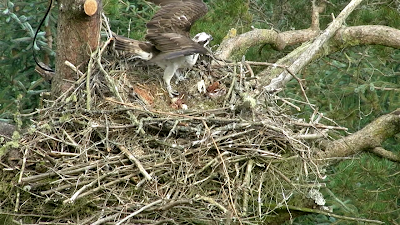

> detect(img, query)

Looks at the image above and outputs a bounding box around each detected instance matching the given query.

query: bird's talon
[175,73,186,84]
[169,90,179,97]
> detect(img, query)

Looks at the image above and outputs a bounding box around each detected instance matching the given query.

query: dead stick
[202,120,241,223]
[78,174,135,201]
[63,172,114,204]
[15,148,29,212]
[157,199,192,211]
[118,145,152,181]
[22,158,127,183]
[195,195,227,213]
[242,159,254,216]
[41,179,92,195]
[115,199,163,225]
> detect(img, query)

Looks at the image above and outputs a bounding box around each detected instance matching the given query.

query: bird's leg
[174,69,186,84]
[185,54,199,68]
[163,64,179,97]
[189,54,200,67]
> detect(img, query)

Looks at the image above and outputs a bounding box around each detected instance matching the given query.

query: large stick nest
[0,33,341,225]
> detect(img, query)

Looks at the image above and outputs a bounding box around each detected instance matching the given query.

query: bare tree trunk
[51,0,102,97]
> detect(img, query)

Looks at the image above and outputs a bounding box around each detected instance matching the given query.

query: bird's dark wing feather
[145,0,208,59]
[146,0,207,36]
[112,34,157,56]
[147,32,207,61]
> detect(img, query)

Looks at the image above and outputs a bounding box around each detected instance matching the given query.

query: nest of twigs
[0,36,336,224]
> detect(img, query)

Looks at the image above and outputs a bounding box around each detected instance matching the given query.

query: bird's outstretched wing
[112,34,157,60]
[146,33,208,61]
[145,0,208,60]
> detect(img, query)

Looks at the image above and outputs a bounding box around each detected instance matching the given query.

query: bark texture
[52,0,102,97]
[319,108,400,159]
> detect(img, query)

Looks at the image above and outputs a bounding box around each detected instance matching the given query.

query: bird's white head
[193,32,213,47]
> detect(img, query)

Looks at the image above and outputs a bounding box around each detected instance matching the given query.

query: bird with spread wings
[113,0,212,97]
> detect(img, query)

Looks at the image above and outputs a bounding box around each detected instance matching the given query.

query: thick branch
[214,0,380,92]
[214,28,319,61]
[332,25,400,49]
[215,1,325,60]
[214,3,400,94]
[255,25,400,87]
[265,0,364,92]
[319,109,400,159]
[370,147,400,162]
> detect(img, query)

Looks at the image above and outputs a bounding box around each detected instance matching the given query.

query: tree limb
[215,0,327,61]
[256,25,400,87]
[319,108,400,159]
[370,147,400,162]
[212,1,400,94]
[264,0,364,92]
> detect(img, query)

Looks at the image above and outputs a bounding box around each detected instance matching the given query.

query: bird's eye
[198,39,210,46]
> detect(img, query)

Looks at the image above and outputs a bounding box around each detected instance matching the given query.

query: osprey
[113,0,211,97]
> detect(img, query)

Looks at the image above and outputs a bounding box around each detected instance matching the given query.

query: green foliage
[1,0,399,224]
[286,46,400,131]
[0,0,53,122]
[324,154,400,224]
[103,0,152,39]
[250,0,311,30]
[289,214,336,225]
[196,0,252,44]
[104,0,253,45]
[349,3,400,28]
[291,154,400,225]
[253,0,400,133]
[245,1,400,224]
[0,215,13,225]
